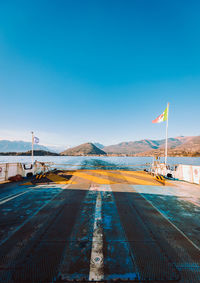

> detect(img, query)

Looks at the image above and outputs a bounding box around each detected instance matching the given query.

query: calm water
[0,156,199,170]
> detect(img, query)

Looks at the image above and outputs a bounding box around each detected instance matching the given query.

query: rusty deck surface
[0,168,200,282]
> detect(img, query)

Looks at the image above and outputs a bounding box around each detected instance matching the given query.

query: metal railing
[48,163,151,171]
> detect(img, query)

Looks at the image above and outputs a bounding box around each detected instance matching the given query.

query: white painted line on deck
[185,199,200,208]
[0,190,32,205]
[135,187,200,253]
[0,183,65,206]
[0,183,70,246]
[89,185,104,281]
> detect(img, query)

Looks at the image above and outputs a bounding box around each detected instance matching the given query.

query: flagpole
[165,103,169,164]
[31,131,34,165]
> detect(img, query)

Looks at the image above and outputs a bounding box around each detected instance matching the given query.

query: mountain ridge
[0,140,50,153]
[61,142,107,156]
[1,136,200,156]
[103,136,200,156]
[0,140,64,153]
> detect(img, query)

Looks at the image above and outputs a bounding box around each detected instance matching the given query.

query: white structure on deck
[0,161,49,182]
[151,161,200,185]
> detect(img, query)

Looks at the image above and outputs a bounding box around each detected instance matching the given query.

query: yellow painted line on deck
[47,173,76,184]
[92,170,160,185]
[21,182,33,186]
[47,173,66,182]
[120,170,155,180]
[56,180,77,184]
[120,170,171,186]
[72,171,115,184]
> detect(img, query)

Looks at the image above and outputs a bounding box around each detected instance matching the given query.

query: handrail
[49,163,151,167]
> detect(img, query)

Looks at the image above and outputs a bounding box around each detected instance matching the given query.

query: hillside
[61,143,107,156]
[0,140,50,152]
[103,136,200,156]
[136,148,200,157]
[93,143,105,149]
[137,136,200,157]
[1,136,199,157]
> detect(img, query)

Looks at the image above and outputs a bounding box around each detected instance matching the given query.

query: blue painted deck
[0,172,200,282]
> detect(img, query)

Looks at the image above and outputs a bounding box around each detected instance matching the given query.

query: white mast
[165,103,169,164]
[31,131,34,164]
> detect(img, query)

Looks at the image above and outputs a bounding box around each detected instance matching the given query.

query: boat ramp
[0,159,199,282]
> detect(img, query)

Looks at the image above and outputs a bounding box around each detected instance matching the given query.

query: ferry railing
[47,163,152,171]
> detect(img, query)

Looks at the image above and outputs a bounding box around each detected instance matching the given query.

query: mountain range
[60,136,200,156]
[0,140,49,152]
[103,136,200,156]
[1,136,200,156]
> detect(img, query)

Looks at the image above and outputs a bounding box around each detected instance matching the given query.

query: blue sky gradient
[0,0,200,147]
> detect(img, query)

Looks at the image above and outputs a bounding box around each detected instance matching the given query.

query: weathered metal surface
[0,165,200,282]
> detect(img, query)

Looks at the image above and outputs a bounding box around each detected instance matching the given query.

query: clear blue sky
[0,0,200,147]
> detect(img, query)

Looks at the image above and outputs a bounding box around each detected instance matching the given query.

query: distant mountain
[104,140,160,154]
[60,143,107,156]
[175,136,200,151]
[143,136,200,157]
[47,145,66,153]
[103,136,200,156]
[93,143,105,149]
[0,140,50,153]
[1,136,199,157]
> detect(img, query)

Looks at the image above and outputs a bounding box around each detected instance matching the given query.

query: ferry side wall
[175,164,200,185]
[0,163,23,182]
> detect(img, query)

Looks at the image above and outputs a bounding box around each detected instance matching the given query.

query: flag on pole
[152,103,170,164]
[152,106,168,123]
[34,136,39,144]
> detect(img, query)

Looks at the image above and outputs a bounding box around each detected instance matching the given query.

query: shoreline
[0,154,200,157]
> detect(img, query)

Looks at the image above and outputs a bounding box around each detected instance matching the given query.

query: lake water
[0,156,199,170]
